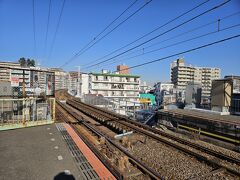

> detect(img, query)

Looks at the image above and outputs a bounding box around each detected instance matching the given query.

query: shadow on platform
[54,172,75,180]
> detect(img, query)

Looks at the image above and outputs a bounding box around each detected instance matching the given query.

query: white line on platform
[64,170,71,175]
[57,155,63,160]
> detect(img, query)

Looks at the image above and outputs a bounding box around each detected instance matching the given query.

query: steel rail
[56,102,123,180]
[71,99,240,164]
[57,100,164,180]
[67,99,240,176]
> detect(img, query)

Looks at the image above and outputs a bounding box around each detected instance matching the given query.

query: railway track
[56,100,164,180]
[55,90,240,179]
[56,105,123,179]
[65,98,240,178]
[69,98,240,165]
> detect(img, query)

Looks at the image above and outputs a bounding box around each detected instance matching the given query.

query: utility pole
[75,66,81,98]
[22,69,26,125]
[68,73,71,95]
[22,69,26,98]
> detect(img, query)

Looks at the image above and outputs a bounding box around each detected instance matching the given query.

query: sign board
[139,98,151,103]
[37,103,48,120]
[11,77,19,87]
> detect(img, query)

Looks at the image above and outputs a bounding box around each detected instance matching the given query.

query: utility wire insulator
[218,19,220,31]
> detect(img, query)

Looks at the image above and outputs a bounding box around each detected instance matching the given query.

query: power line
[44,0,52,58]
[82,0,210,67]
[90,23,240,70]
[88,20,218,69]
[87,11,240,69]
[127,11,240,59]
[47,0,66,61]
[67,0,139,60]
[114,34,240,73]
[32,0,36,57]
[119,24,240,62]
[60,0,153,68]
[83,0,231,70]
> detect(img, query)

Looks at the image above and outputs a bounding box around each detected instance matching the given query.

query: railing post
[53,98,56,122]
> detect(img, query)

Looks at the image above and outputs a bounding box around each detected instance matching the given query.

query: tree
[27,59,31,66]
[18,58,35,67]
[29,59,35,67]
[19,57,27,67]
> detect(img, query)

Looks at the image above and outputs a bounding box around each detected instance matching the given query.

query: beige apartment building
[50,68,68,90]
[0,61,21,81]
[171,58,220,99]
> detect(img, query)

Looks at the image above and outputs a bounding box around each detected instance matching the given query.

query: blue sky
[1,0,240,85]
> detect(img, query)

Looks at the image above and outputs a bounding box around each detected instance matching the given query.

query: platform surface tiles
[0,123,102,180]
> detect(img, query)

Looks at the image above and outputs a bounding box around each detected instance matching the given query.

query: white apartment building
[171,59,221,100]
[88,70,140,115]
[154,82,175,106]
[89,71,140,100]
[140,81,152,93]
[68,71,89,96]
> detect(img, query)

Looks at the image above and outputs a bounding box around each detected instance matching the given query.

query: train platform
[157,109,240,146]
[159,108,240,125]
[0,123,115,180]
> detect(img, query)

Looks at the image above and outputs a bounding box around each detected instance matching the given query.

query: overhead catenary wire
[44,0,52,58]
[86,11,240,70]
[87,19,220,69]
[119,10,240,60]
[81,0,210,67]
[67,0,139,60]
[88,23,240,70]
[113,34,240,73]
[118,24,240,63]
[32,0,36,57]
[47,0,66,62]
[60,0,153,68]
[83,0,231,70]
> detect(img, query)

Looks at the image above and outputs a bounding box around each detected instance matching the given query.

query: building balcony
[91,87,139,91]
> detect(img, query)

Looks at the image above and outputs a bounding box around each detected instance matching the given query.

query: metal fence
[0,98,55,130]
[0,66,55,98]
[82,95,146,117]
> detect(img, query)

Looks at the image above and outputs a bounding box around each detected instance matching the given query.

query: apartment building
[140,81,152,93]
[68,71,78,95]
[171,58,220,100]
[89,70,140,100]
[68,71,89,96]
[154,82,176,106]
[117,64,129,74]
[88,70,140,115]
[50,68,68,90]
[30,67,55,96]
[0,67,11,82]
[0,61,21,82]
[0,61,55,96]
[201,67,220,97]
[88,69,139,108]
